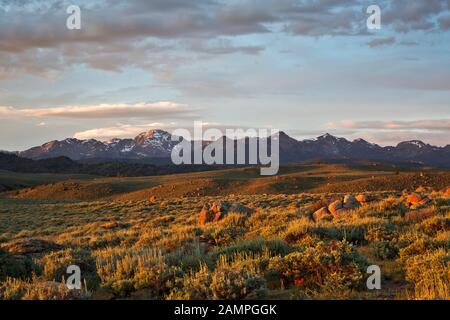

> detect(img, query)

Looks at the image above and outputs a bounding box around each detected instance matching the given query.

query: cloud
[187,39,265,56]
[439,15,450,30]
[327,119,450,131]
[0,101,194,119]
[325,119,450,146]
[367,37,396,48]
[73,123,167,140]
[383,0,449,32]
[73,121,268,140]
[2,0,450,79]
[355,131,450,147]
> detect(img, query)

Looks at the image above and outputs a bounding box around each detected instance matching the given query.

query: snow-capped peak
[400,140,427,148]
[134,129,171,144]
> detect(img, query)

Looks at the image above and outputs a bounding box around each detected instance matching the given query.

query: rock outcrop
[198,201,253,225]
[444,187,450,197]
[406,193,431,209]
[356,194,373,203]
[328,200,348,218]
[343,194,360,210]
[313,207,332,221]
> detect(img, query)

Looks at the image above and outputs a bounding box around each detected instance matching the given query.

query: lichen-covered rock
[407,193,424,204]
[356,194,373,203]
[198,201,252,225]
[443,187,450,197]
[406,193,431,209]
[313,207,332,221]
[343,195,360,210]
[198,206,217,225]
[328,200,343,216]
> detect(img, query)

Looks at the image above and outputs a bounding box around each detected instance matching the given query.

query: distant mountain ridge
[14,130,450,167]
[19,130,177,160]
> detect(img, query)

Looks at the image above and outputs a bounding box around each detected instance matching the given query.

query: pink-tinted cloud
[0,102,193,119]
[327,119,450,131]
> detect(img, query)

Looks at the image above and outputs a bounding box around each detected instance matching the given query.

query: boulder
[198,201,252,225]
[328,200,350,218]
[407,193,424,204]
[443,187,450,197]
[356,194,373,203]
[313,207,332,221]
[343,194,360,210]
[328,200,344,215]
[406,193,431,208]
[5,239,63,255]
[198,206,216,225]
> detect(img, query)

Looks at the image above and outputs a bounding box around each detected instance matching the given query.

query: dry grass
[0,165,449,300]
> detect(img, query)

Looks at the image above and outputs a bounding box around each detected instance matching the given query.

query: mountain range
[9,129,450,168]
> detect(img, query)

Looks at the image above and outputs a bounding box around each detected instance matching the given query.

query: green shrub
[371,241,400,260]
[365,224,398,242]
[165,241,210,271]
[134,263,183,298]
[210,238,292,261]
[311,225,367,244]
[41,248,100,290]
[404,249,450,300]
[398,238,450,263]
[0,276,89,300]
[209,226,246,245]
[416,216,450,236]
[267,240,367,294]
[110,279,135,297]
[167,259,266,300]
[0,248,40,281]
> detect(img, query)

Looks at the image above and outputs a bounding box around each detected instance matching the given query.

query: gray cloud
[383,0,448,32]
[367,36,396,47]
[439,15,450,30]
[326,119,450,146]
[356,131,450,147]
[0,0,450,80]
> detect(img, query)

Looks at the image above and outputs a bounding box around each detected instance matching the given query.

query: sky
[0,0,449,150]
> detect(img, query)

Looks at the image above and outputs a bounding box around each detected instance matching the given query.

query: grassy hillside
[3,164,449,201]
[0,170,97,191]
[0,164,448,300]
[0,189,449,300]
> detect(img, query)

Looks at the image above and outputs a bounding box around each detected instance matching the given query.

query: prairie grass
[0,189,449,300]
